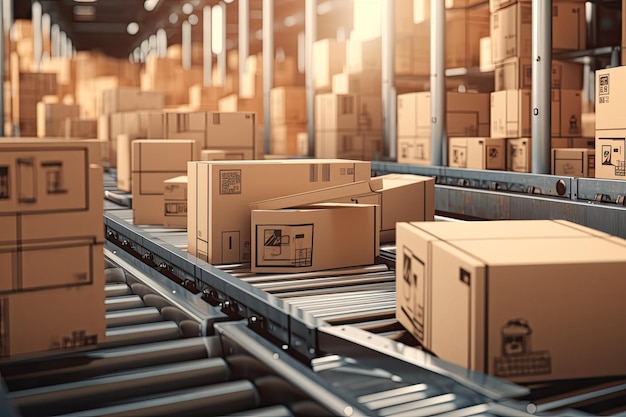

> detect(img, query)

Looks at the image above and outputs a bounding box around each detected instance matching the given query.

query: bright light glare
[169,13,178,24]
[211,5,223,54]
[182,2,193,15]
[188,13,198,25]
[127,22,139,35]
[144,0,159,12]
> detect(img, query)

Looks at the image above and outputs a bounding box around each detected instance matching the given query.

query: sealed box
[396,219,625,382]
[132,140,197,225]
[206,112,257,156]
[552,89,582,137]
[251,203,379,273]
[506,137,530,172]
[164,111,207,151]
[397,137,431,165]
[595,130,626,180]
[101,87,164,115]
[552,148,595,177]
[163,176,188,229]
[36,102,80,138]
[495,58,583,91]
[270,87,306,124]
[252,174,435,243]
[448,137,506,170]
[595,65,626,131]
[201,150,227,161]
[313,39,346,92]
[187,159,371,264]
[490,90,530,138]
[315,94,358,131]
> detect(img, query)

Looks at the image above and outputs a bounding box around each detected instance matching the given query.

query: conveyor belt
[2,171,624,415]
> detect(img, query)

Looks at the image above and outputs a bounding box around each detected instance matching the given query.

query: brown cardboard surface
[188,159,371,264]
[271,124,307,156]
[495,58,583,91]
[163,175,188,229]
[490,90,531,138]
[506,137,531,172]
[491,3,532,63]
[313,39,346,92]
[101,88,164,115]
[332,72,382,96]
[445,3,490,69]
[596,66,626,131]
[552,148,595,177]
[315,130,383,161]
[315,94,358,132]
[346,38,382,74]
[251,203,378,273]
[270,87,306,124]
[206,112,256,152]
[595,129,626,180]
[200,150,227,161]
[397,137,431,165]
[552,89,582,137]
[448,137,506,170]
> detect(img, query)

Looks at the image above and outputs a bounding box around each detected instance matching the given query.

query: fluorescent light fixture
[188,13,198,25]
[144,0,159,12]
[169,13,178,24]
[224,0,234,3]
[182,2,193,15]
[211,4,223,54]
[73,5,95,16]
[73,0,97,3]
[127,22,139,35]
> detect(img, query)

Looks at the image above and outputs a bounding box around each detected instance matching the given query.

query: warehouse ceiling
[26,0,352,59]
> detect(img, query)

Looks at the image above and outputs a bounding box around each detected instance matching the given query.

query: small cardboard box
[315,94,358,132]
[188,159,371,264]
[448,137,506,170]
[251,203,379,273]
[552,148,595,177]
[252,174,435,243]
[595,130,626,180]
[270,87,306,124]
[132,140,197,225]
[490,90,531,139]
[397,137,431,165]
[163,176,188,229]
[506,137,531,172]
[595,65,626,131]
[396,219,625,383]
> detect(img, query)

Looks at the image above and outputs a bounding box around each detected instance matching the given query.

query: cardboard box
[36,102,80,138]
[187,159,371,263]
[252,174,435,243]
[270,87,306,124]
[200,150,227,161]
[101,88,164,115]
[552,148,595,177]
[251,203,379,273]
[65,119,98,139]
[398,92,490,138]
[506,137,531,172]
[206,112,257,157]
[490,90,531,138]
[595,130,626,180]
[596,66,626,131]
[396,219,626,382]
[315,94,358,132]
[395,29,430,77]
[132,140,197,225]
[163,176,188,229]
[489,0,530,13]
[315,131,383,161]
[189,85,225,111]
[448,137,506,170]
[480,37,494,72]
[552,89,582,137]
[445,3,490,69]
[397,137,431,165]
[495,58,583,91]
[271,124,307,156]
[346,37,382,74]
[332,72,382,96]
[313,39,346,92]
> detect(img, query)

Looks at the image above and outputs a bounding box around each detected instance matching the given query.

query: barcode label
[322,164,330,182]
[212,113,221,125]
[219,169,242,195]
[310,164,318,182]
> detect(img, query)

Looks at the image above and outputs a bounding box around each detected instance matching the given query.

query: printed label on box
[219,169,242,195]
[494,318,552,378]
[401,246,426,343]
[257,224,314,268]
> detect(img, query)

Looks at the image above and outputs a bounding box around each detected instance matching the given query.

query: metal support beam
[430,0,445,166]
[238,0,249,98]
[202,6,212,86]
[262,0,274,154]
[32,1,42,71]
[2,0,11,39]
[217,2,227,87]
[305,0,316,156]
[51,24,59,58]
[182,20,191,70]
[41,13,50,58]
[0,0,4,136]
[157,28,167,58]
[531,0,552,174]
[59,31,67,61]
[381,0,396,160]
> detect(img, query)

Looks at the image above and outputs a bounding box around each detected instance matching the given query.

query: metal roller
[105,295,145,312]
[104,321,181,347]
[252,272,395,293]
[240,265,389,284]
[105,283,132,298]
[225,404,294,417]
[105,307,162,328]
[104,267,127,284]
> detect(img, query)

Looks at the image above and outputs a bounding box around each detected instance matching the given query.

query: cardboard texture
[251,174,435,243]
[313,39,346,92]
[448,137,506,170]
[346,38,382,74]
[396,219,626,382]
[595,130,626,180]
[270,87,306,124]
[595,65,626,131]
[271,124,308,156]
[506,138,531,172]
[163,176,188,229]
[36,102,80,138]
[315,131,383,161]
[187,159,371,264]
[445,3,490,69]
[101,87,164,115]
[332,72,382,96]
[552,148,595,177]
[315,94,358,132]
[251,203,379,273]
[0,139,104,357]
[189,85,226,111]
[132,140,196,225]
[65,119,98,139]
[397,137,431,165]
[495,58,583,91]
[206,112,257,156]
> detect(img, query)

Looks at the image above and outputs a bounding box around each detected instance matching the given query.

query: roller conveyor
[2,170,626,416]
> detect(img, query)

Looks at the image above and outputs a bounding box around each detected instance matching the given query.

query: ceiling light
[188,14,198,25]
[284,15,298,27]
[73,0,97,3]
[182,3,193,15]
[224,0,234,3]
[127,22,139,35]
[144,0,159,12]
[73,5,95,16]
[169,13,178,24]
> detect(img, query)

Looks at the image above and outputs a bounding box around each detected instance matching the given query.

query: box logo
[0,167,8,199]
[494,318,552,378]
[599,74,609,96]
[219,169,242,195]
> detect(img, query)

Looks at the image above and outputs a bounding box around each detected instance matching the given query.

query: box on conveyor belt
[36,102,80,138]
[448,137,506,170]
[187,159,371,264]
[251,173,435,243]
[163,176,188,229]
[552,148,595,178]
[0,138,105,358]
[132,139,197,225]
[251,203,379,273]
[396,219,625,383]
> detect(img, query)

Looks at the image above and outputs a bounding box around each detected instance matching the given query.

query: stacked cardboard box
[189,84,226,111]
[36,101,80,138]
[270,87,307,155]
[448,137,506,170]
[0,138,105,358]
[163,176,188,229]
[397,91,490,165]
[313,39,347,93]
[10,64,58,137]
[65,119,98,139]
[187,159,372,263]
[445,2,490,69]
[489,0,587,172]
[131,139,198,225]
[101,87,164,116]
[396,219,626,383]
[141,56,203,106]
[595,65,626,180]
[40,58,75,102]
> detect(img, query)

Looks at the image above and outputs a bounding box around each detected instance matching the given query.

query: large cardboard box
[315,131,383,161]
[595,65,626,131]
[552,148,595,177]
[506,137,531,172]
[270,87,306,124]
[101,88,164,115]
[552,89,582,137]
[187,159,371,263]
[163,176,188,229]
[396,219,626,382]
[132,140,197,225]
[313,39,346,92]
[251,203,379,273]
[315,94,358,132]
[495,58,583,91]
[206,112,257,157]
[252,174,435,243]
[36,102,80,138]
[346,37,382,74]
[332,72,382,96]
[445,3,490,69]
[595,130,626,180]
[448,137,506,170]
[397,137,431,165]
